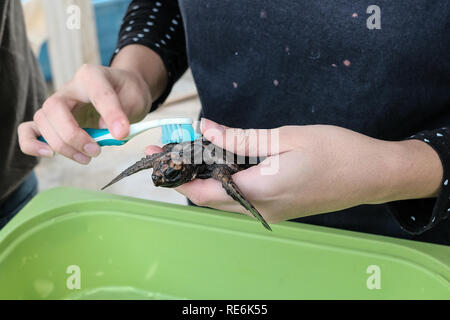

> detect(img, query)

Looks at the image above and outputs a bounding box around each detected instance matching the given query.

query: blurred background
[22,0,200,205]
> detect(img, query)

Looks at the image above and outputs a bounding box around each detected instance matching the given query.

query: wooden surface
[43,0,100,89]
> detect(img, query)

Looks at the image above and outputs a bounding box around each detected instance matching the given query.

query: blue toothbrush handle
[37,128,127,147]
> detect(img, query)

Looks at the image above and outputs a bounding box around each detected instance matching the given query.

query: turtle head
[151,156,195,188]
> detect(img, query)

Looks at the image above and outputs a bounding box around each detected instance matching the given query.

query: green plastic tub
[0,187,448,299]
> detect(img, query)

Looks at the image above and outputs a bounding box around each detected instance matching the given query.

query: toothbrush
[37,117,200,146]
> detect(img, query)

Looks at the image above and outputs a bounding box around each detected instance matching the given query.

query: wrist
[111,44,168,103]
[368,139,443,204]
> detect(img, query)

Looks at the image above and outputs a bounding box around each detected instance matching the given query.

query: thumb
[145,145,163,155]
[200,118,287,157]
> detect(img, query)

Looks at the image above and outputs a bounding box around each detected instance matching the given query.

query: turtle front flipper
[101,154,157,190]
[211,167,272,231]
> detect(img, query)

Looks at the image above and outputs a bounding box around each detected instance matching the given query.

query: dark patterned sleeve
[387,127,450,235]
[110,0,188,111]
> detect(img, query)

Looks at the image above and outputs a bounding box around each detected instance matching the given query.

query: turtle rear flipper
[212,168,272,231]
[101,154,157,190]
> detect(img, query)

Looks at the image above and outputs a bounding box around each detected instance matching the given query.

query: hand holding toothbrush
[18,45,168,164]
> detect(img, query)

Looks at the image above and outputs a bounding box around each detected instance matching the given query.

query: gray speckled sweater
[113,0,450,245]
[0,0,46,203]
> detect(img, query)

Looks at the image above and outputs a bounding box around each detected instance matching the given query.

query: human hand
[145,119,442,224]
[18,64,152,164]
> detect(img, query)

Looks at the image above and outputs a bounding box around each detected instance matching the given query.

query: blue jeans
[0,172,38,230]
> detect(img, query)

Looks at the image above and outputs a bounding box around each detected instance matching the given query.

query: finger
[176,172,262,207]
[98,117,107,129]
[175,178,232,206]
[34,109,91,165]
[145,145,164,155]
[200,118,290,157]
[175,178,253,217]
[42,96,101,158]
[179,160,277,202]
[71,65,129,139]
[18,121,54,158]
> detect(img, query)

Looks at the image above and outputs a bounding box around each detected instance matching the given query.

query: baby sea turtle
[102,138,271,231]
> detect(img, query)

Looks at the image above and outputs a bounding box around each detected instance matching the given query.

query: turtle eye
[164,167,180,180]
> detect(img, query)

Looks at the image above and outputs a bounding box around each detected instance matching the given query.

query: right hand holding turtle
[157,119,443,225]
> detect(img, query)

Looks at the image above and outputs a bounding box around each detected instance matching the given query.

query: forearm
[111,44,168,103]
[302,126,444,209]
[110,0,188,108]
[364,139,443,205]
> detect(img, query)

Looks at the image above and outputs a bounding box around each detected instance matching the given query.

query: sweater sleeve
[110,0,188,111]
[387,127,450,235]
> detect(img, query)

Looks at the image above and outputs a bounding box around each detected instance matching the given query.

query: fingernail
[38,148,54,158]
[112,120,127,138]
[84,143,100,157]
[200,118,206,132]
[73,153,91,165]
[98,118,107,129]
[201,118,224,133]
